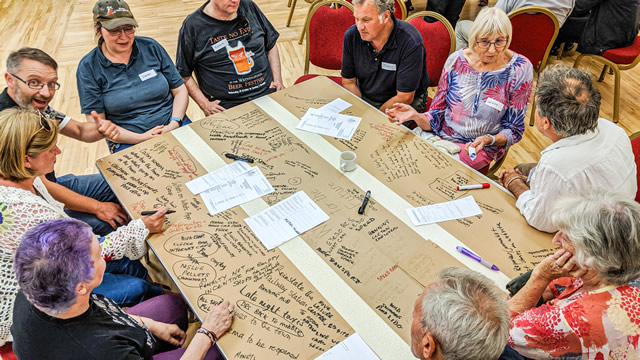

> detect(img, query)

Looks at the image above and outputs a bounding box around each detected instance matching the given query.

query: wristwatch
[170,116,182,125]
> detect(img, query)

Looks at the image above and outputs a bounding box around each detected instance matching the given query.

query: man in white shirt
[499,66,637,233]
[455,0,575,50]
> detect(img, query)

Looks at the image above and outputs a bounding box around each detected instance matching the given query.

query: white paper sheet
[200,167,274,215]
[185,161,252,194]
[297,108,361,140]
[319,98,352,113]
[315,334,380,360]
[407,196,483,226]
[244,191,330,250]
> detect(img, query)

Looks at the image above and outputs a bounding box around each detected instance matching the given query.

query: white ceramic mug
[340,151,357,172]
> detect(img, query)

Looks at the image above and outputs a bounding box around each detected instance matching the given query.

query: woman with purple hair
[12,218,233,359]
[0,107,167,347]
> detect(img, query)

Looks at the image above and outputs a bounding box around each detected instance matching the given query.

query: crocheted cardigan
[0,177,148,345]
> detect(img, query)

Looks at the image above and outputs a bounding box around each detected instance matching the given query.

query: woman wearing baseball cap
[76,0,191,153]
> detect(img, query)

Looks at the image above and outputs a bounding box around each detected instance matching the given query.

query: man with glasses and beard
[176,0,285,115]
[1,47,128,237]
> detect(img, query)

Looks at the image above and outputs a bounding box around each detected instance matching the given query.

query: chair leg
[573,54,586,68]
[528,98,536,126]
[287,0,298,27]
[598,65,608,82]
[556,42,565,60]
[612,66,621,123]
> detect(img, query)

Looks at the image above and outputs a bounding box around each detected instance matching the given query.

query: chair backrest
[304,0,355,74]
[394,0,407,20]
[344,0,406,19]
[508,6,559,72]
[631,131,640,202]
[406,11,456,87]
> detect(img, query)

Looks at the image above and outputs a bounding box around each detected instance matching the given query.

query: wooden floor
[1,0,639,175]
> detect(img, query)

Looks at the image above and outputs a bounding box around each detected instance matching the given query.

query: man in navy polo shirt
[342,0,428,113]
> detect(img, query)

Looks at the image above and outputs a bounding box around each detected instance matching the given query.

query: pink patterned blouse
[509,277,640,359]
[426,49,533,161]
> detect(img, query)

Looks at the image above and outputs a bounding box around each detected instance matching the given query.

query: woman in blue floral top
[387,8,533,172]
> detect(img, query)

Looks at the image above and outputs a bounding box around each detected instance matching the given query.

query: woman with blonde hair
[0,108,167,347]
[386,7,533,173]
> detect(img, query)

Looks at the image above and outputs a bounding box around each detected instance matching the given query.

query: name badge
[212,38,229,52]
[381,62,396,71]
[485,97,504,112]
[138,69,157,82]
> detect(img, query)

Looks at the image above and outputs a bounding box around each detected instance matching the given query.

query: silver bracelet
[485,134,496,146]
[505,175,525,190]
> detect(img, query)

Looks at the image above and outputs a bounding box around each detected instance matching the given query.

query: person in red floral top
[507,191,640,359]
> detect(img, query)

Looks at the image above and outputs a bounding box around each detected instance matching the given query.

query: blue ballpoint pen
[456,246,500,271]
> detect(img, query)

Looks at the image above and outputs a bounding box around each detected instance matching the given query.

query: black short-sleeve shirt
[176,0,279,109]
[12,292,154,360]
[341,17,428,104]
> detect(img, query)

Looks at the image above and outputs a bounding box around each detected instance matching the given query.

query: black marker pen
[358,190,371,214]
[225,153,254,163]
[141,209,176,216]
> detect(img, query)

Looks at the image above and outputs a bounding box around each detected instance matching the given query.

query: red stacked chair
[295,0,355,85]
[406,11,456,111]
[574,36,640,123]
[507,6,559,126]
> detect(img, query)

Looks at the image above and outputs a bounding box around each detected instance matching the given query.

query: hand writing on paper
[199,99,226,115]
[95,201,129,230]
[385,103,432,130]
[141,206,168,234]
[91,111,119,140]
[202,299,234,339]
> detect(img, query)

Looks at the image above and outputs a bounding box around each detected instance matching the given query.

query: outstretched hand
[385,103,418,125]
[91,111,119,140]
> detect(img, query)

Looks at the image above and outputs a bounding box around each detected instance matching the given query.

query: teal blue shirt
[77,36,184,134]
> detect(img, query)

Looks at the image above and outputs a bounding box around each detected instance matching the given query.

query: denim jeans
[56,173,119,236]
[94,257,164,308]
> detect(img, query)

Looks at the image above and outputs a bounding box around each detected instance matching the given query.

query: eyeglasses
[26,110,53,149]
[10,73,60,91]
[36,110,53,132]
[476,38,508,49]
[106,25,135,36]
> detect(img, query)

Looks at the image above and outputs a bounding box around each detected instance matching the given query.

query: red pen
[457,183,490,191]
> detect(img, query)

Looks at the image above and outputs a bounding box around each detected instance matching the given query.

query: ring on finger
[227,305,233,313]
[553,262,561,268]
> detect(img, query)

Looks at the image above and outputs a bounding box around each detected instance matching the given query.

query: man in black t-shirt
[342,0,428,113]
[176,0,284,114]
